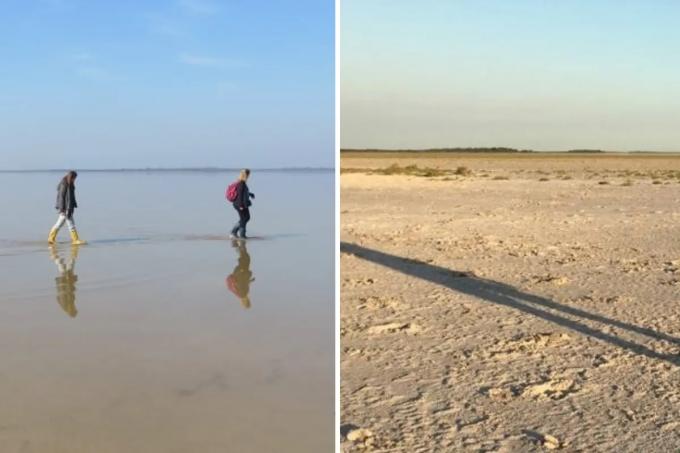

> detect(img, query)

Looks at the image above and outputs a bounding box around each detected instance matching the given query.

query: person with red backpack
[226,168,255,239]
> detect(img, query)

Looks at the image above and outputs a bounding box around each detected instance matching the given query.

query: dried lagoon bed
[341,153,680,451]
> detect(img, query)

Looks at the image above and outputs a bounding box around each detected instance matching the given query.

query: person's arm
[238,181,247,209]
[244,184,253,206]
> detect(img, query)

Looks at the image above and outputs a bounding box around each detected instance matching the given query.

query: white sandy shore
[341,155,680,451]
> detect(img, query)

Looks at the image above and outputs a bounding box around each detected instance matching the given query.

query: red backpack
[225,181,239,202]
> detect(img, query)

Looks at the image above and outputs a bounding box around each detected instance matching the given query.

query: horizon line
[341,147,680,154]
[0,166,334,173]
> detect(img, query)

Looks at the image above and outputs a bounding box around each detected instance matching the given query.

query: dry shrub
[454,166,472,176]
[340,168,369,174]
[375,164,447,177]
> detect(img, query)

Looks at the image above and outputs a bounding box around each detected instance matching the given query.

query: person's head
[63,170,78,185]
[239,169,251,181]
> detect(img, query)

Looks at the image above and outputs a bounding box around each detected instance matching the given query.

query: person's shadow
[48,244,80,318]
[226,240,255,309]
[341,242,680,366]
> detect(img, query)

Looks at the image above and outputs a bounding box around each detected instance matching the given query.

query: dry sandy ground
[340,154,680,452]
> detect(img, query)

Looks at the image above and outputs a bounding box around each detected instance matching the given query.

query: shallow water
[0,171,334,452]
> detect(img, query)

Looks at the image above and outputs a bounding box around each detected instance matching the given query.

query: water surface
[0,170,334,452]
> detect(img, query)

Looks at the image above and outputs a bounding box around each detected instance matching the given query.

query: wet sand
[0,171,334,452]
[341,154,680,451]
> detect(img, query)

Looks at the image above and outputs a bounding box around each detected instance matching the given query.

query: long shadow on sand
[341,242,679,366]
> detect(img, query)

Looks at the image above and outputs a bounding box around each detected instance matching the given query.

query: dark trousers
[231,207,250,237]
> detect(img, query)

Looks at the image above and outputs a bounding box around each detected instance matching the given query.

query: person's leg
[230,208,242,236]
[238,209,250,238]
[244,209,251,235]
[48,213,67,243]
[67,215,86,244]
[66,216,76,233]
[53,213,67,231]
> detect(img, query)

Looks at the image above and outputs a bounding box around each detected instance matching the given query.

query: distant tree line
[340,147,533,153]
[341,148,615,153]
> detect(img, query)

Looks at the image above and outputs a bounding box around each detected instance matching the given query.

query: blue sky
[0,0,334,169]
[342,0,680,151]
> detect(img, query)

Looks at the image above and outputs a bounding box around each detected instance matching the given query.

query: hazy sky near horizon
[0,0,333,169]
[342,0,680,151]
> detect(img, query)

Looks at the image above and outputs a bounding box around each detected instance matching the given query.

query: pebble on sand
[347,428,374,442]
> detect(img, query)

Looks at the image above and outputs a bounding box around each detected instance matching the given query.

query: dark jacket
[233,181,253,209]
[56,181,77,216]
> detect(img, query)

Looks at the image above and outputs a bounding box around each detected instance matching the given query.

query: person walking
[229,169,255,239]
[47,171,87,245]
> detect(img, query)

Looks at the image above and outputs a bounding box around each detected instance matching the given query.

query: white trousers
[52,213,77,233]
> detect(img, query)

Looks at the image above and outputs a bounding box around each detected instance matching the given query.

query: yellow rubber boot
[70,230,87,245]
[48,228,58,244]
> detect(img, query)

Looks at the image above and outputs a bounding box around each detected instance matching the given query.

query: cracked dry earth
[340,157,680,452]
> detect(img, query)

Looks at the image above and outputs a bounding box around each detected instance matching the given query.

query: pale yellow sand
[341,154,680,451]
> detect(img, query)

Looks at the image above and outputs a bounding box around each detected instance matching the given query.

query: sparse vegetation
[374,164,448,177]
[598,181,609,185]
[539,177,550,182]
[341,147,529,153]
[340,168,370,174]
[342,163,479,178]
[493,175,509,180]
[340,154,680,183]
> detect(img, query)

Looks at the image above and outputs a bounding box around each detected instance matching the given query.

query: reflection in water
[48,245,80,317]
[226,240,254,309]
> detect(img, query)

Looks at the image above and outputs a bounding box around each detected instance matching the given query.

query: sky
[342,0,680,151]
[0,0,334,169]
